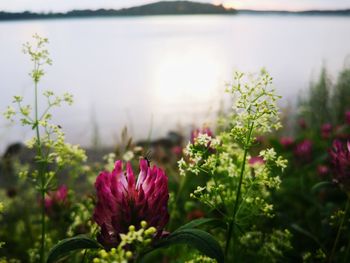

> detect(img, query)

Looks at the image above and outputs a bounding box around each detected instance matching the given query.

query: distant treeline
[1,0,350,21]
[238,9,350,16]
[0,1,236,21]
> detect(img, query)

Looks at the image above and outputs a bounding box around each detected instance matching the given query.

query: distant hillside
[0,1,236,21]
[0,0,349,21]
[116,1,235,15]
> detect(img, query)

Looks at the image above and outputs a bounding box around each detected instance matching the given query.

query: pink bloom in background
[321,123,332,139]
[317,165,329,177]
[329,140,350,190]
[280,136,294,148]
[94,159,169,248]
[346,111,350,125]
[255,136,265,144]
[171,146,182,156]
[190,127,213,144]
[298,119,307,130]
[248,156,265,166]
[294,139,313,160]
[44,185,68,211]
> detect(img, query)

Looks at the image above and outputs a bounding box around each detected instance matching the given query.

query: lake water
[1,14,350,151]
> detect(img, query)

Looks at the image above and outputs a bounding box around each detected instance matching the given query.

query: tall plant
[179,70,291,262]
[4,34,86,263]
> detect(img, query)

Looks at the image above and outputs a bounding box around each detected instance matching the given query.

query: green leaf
[46,235,101,263]
[175,218,226,232]
[311,181,332,193]
[290,224,324,249]
[153,229,224,263]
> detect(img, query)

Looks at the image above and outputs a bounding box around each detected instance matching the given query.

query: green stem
[225,221,234,257]
[225,122,254,259]
[329,196,350,263]
[212,174,227,211]
[34,72,47,263]
[80,249,88,263]
[198,166,227,213]
[234,177,257,218]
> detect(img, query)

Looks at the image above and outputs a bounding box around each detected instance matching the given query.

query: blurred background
[1,0,350,152]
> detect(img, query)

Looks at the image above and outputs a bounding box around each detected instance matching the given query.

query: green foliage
[239,229,292,263]
[2,34,87,263]
[185,254,217,263]
[92,222,159,263]
[298,66,350,128]
[333,68,350,123]
[175,218,226,232]
[179,70,290,262]
[46,235,101,263]
[305,68,331,127]
[153,229,224,263]
[4,34,87,186]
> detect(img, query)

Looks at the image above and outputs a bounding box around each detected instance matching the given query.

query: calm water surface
[1,15,350,150]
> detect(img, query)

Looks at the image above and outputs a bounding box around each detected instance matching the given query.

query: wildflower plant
[179,70,290,261]
[3,34,86,263]
[327,139,350,262]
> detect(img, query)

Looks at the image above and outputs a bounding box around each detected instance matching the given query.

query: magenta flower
[255,135,265,144]
[248,156,265,166]
[171,146,183,156]
[346,111,350,125]
[321,123,332,139]
[294,139,313,161]
[329,140,350,191]
[45,185,68,211]
[191,127,214,144]
[93,159,169,248]
[279,136,294,148]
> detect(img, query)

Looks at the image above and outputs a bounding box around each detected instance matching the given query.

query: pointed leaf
[175,218,226,232]
[153,229,224,263]
[46,235,101,263]
[311,181,332,193]
[290,224,323,249]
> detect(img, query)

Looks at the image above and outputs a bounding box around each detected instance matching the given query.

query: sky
[0,0,350,12]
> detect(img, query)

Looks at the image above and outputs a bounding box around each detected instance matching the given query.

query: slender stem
[212,174,227,211]
[225,122,254,259]
[198,166,227,213]
[329,196,350,263]
[33,63,47,263]
[175,173,187,205]
[225,221,234,257]
[235,177,257,218]
[80,249,88,263]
